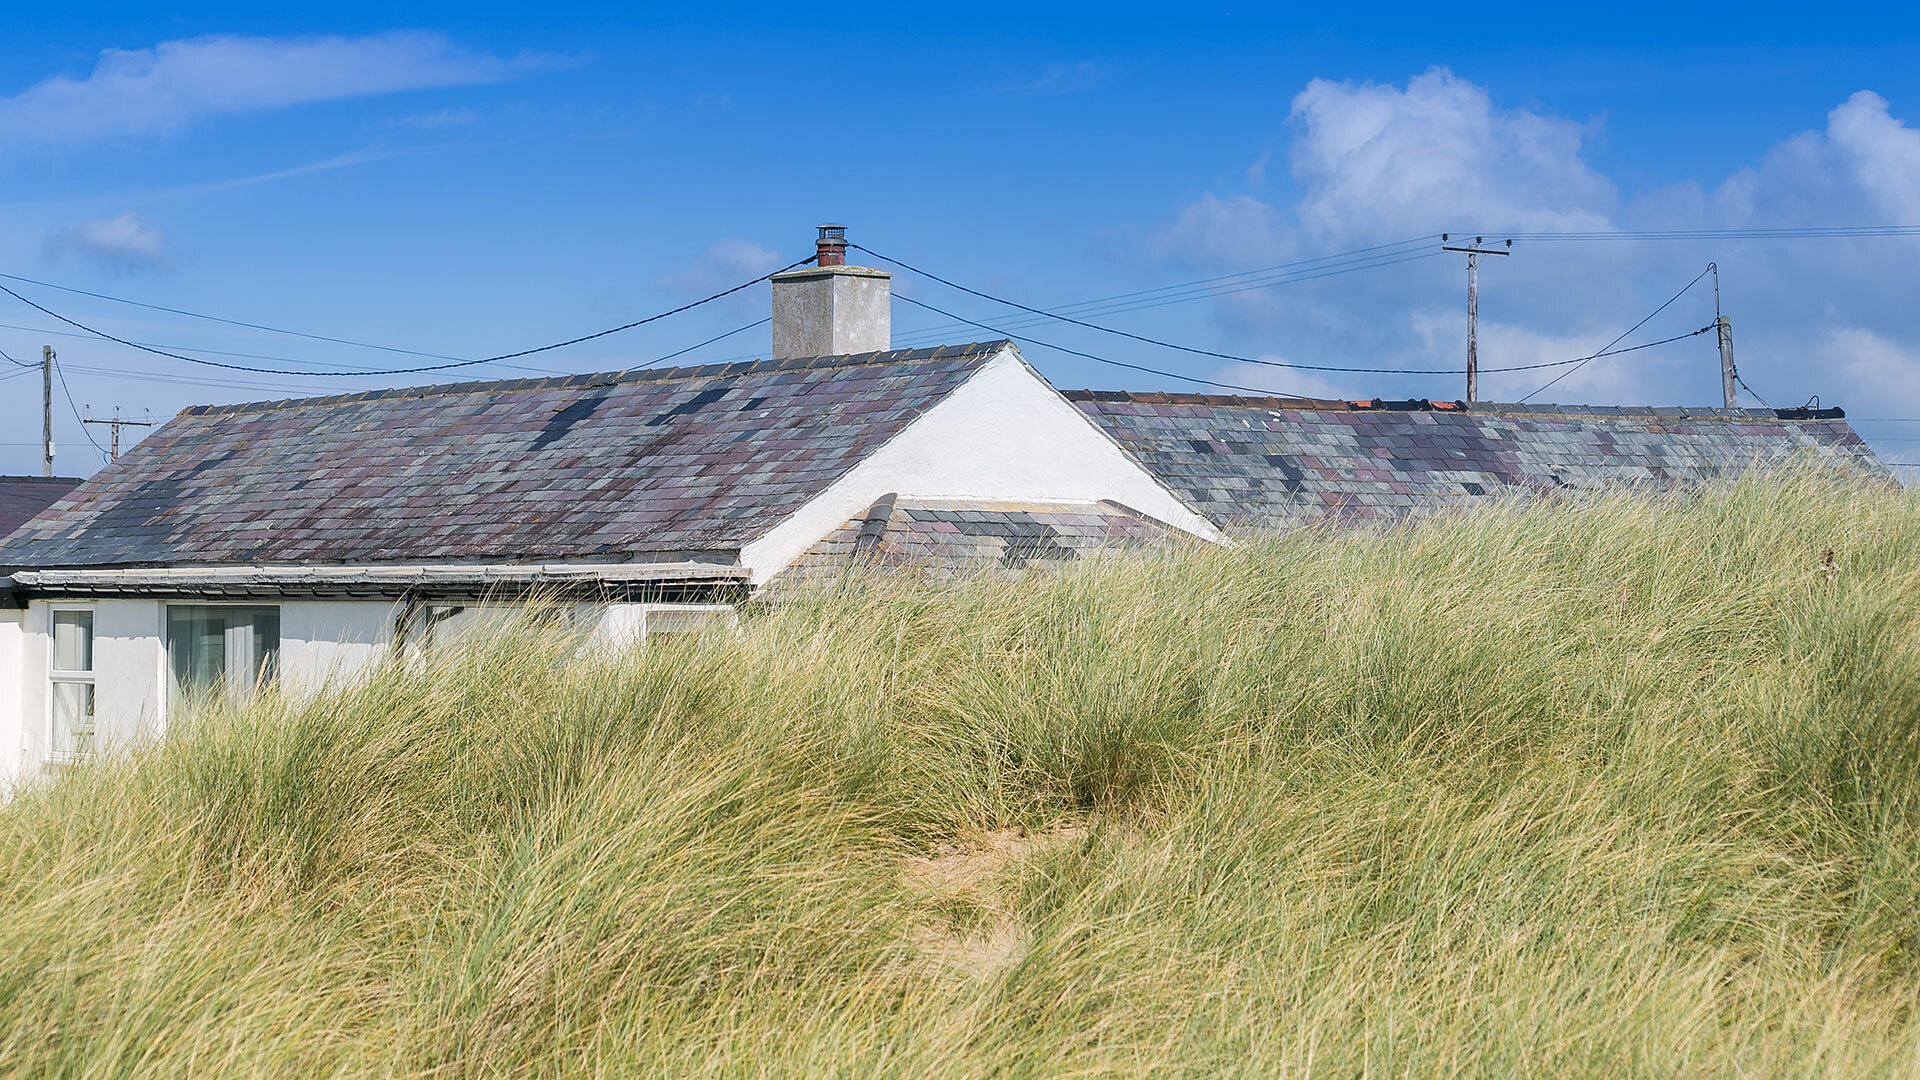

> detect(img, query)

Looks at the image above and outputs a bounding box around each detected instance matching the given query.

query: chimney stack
[771,224,891,358]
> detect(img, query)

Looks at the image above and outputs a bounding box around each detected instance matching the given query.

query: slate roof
[1069,392,1886,532]
[0,344,1007,569]
[0,476,82,541]
[783,496,1175,582]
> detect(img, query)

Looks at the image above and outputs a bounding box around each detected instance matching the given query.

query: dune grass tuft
[3,472,1919,1076]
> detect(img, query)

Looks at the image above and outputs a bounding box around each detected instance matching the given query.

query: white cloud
[658,239,785,295]
[1725,91,1920,225]
[45,211,167,273]
[1163,194,1287,269]
[1828,326,1920,415]
[0,33,537,148]
[1286,67,1616,240]
[1472,321,1651,404]
[1154,68,1920,439]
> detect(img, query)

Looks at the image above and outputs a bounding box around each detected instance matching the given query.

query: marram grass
[3,472,1919,1077]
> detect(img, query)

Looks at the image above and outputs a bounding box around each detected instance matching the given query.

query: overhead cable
[1496,225,1920,242]
[51,355,108,459]
[891,239,1444,344]
[867,243,1702,376]
[0,256,811,378]
[1517,265,1716,403]
[894,293,1307,398]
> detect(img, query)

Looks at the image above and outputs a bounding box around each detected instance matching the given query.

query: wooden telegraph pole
[83,411,155,460]
[41,345,54,477]
[1710,263,1736,408]
[1441,236,1512,402]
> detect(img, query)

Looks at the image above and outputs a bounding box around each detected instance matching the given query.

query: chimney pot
[816,223,848,267]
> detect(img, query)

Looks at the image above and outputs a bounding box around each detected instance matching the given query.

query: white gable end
[742,345,1221,584]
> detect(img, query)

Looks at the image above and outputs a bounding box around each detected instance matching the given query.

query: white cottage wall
[0,609,24,787]
[279,600,401,698]
[741,348,1222,583]
[2,596,740,783]
[90,599,167,752]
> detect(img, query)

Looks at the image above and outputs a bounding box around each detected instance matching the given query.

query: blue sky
[5,4,1920,476]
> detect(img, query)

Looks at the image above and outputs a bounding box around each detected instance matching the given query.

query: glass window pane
[51,681,95,755]
[167,606,281,705]
[168,607,226,700]
[52,610,93,672]
[239,608,279,690]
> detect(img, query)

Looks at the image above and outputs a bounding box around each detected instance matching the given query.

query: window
[49,608,95,758]
[643,606,735,640]
[166,605,280,707]
[396,602,584,655]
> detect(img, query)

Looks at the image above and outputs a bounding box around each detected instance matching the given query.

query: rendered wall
[1,598,719,785]
[0,610,23,787]
[742,348,1222,583]
[278,600,401,697]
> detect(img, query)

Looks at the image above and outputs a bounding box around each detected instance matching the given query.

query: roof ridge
[1062,389,1829,421]
[184,340,1013,418]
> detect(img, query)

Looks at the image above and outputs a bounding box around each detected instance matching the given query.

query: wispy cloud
[999,60,1114,97]
[658,239,785,294]
[44,211,167,273]
[378,106,480,131]
[0,32,545,149]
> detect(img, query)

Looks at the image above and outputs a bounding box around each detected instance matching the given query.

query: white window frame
[162,601,282,717]
[641,603,738,641]
[395,599,591,657]
[46,604,97,764]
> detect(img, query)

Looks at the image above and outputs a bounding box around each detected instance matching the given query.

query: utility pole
[83,410,155,460]
[41,345,54,477]
[1441,236,1511,402]
[1711,263,1736,408]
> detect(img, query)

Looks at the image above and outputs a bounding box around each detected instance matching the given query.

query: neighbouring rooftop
[0,476,83,541]
[1069,391,1884,532]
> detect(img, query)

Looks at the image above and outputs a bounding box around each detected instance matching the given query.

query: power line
[894,293,1310,398]
[893,248,1447,348]
[1733,371,1773,410]
[1517,265,1716,403]
[0,345,35,368]
[0,320,567,377]
[890,222,1920,345]
[870,244,1701,377]
[889,247,1447,350]
[890,235,1443,344]
[0,257,811,378]
[50,355,108,461]
[869,243,1452,373]
[646,317,769,367]
[0,270,493,365]
[1500,225,1920,242]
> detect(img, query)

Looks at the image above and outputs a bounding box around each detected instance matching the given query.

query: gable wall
[741,350,1221,584]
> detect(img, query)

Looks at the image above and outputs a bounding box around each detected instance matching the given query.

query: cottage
[0,228,1885,782]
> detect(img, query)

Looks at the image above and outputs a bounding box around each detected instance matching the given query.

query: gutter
[3,562,752,604]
